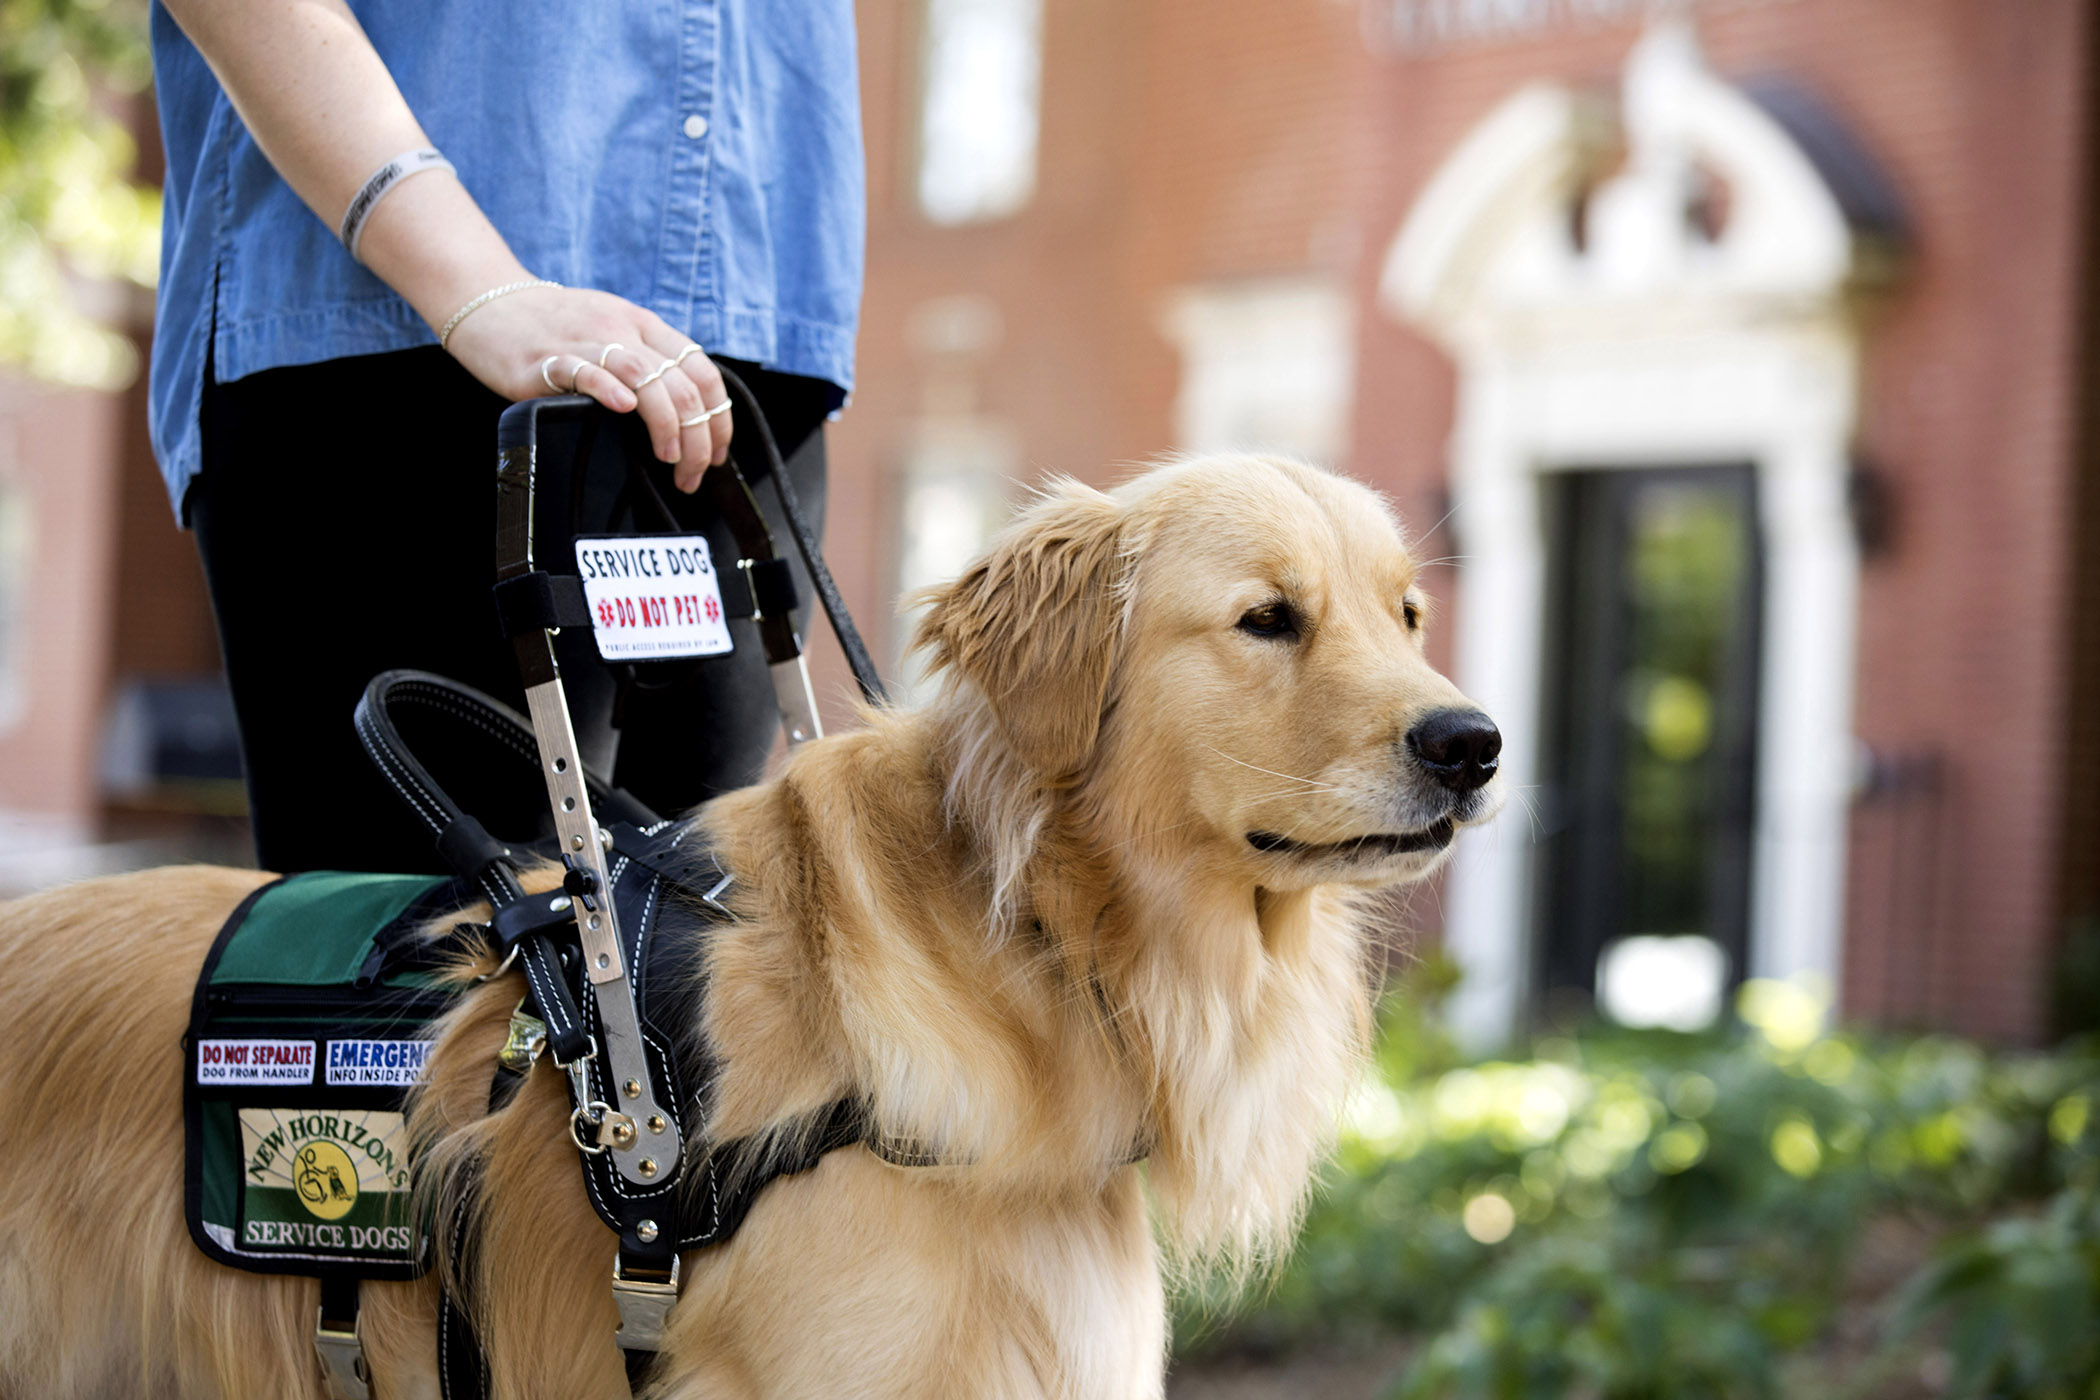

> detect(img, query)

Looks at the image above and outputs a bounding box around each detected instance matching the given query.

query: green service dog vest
[184,871,463,1280]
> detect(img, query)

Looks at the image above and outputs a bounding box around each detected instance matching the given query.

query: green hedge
[1174,970,2100,1400]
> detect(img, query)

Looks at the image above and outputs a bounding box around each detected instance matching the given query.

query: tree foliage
[0,0,159,389]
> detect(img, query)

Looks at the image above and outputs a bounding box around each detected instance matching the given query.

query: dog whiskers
[1201,747,1336,791]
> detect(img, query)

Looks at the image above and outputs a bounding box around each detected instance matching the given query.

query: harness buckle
[611,1252,681,1351]
[314,1307,370,1400]
[569,1100,616,1155]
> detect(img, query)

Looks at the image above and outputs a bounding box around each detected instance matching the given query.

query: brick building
[0,0,2088,1043]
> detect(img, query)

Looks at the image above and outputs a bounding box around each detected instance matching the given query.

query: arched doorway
[1381,23,1902,1046]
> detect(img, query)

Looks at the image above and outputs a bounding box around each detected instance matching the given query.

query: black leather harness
[354,672,876,1398]
[350,370,890,1397]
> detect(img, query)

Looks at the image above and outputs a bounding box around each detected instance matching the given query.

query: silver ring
[634,356,678,390]
[597,343,624,369]
[678,401,731,428]
[566,356,584,393]
[539,355,564,394]
[672,343,705,369]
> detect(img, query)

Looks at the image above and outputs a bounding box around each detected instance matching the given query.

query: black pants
[192,346,831,875]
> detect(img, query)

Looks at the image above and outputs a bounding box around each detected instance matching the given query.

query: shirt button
[683,114,709,140]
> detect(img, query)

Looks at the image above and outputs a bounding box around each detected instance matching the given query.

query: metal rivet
[550,895,572,913]
[570,834,585,851]
[790,727,808,742]
[609,1119,637,1148]
[638,1158,658,1179]
[636,1219,660,1244]
[599,827,614,850]
[588,915,601,931]
[647,1114,666,1134]
[624,1078,642,1099]
[595,952,610,970]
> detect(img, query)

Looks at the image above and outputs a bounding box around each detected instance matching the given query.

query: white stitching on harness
[519,944,576,1041]
[356,712,445,832]
[393,683,539,763]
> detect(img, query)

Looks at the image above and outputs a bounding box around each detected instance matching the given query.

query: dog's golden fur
[0,455,1499,1399]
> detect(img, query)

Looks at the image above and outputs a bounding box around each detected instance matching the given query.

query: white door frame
[1378,23,1895,1047]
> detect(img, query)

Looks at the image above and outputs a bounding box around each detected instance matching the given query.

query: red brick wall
[822,0,1363,708]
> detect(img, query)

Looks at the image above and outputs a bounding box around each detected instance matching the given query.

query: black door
[1534,466,1763,1019]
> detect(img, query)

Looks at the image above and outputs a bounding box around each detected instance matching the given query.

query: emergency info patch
[197,1038,314,1085]
[575,535,734,661]
[326,1038,432,1087]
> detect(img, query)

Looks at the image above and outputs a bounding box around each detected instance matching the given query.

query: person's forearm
[160,0,528,329]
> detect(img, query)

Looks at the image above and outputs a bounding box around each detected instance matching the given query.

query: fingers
[610,343,703,469]
[568,357,636,414]
[518,319,727,493]
[686,351,735,474]
[635,328,733,491]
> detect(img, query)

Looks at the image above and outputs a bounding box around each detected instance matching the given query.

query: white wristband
[338,148,456,263]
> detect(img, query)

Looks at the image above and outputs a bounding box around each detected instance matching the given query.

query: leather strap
[435,1195,488,1400]
[714,365,885,705]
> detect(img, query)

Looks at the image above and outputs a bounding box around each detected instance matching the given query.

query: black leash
[713,364,885,706]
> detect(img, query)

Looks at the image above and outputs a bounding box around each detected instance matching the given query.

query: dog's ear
[913,479,1130,779]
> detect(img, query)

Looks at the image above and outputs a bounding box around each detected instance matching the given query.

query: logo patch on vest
[236,1108,415,1255]
[326,1038,432,1086]
[197,1038,315,1085]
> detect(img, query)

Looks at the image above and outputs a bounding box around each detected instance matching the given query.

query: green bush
[1173,971,2100,1400]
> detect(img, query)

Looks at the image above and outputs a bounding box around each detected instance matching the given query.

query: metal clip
[314,1308,370,1400]
[497,1001,547,1075]
[611,1253,682,1351]
[737,557,763,622]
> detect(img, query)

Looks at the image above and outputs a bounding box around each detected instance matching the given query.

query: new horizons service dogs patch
[236,1108,416,1257]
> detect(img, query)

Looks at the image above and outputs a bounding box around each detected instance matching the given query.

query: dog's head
[915,454,1501,890]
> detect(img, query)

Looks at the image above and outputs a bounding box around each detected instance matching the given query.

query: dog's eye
[1237,601,1299,640]
[1403,600,1422,631]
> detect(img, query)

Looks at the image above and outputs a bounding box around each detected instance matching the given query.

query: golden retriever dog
[0,454,1501,1399]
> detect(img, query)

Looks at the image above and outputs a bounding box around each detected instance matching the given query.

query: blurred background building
[4,0,2095,1047]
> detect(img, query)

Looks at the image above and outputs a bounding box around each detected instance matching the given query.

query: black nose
[1407,708,1502,792]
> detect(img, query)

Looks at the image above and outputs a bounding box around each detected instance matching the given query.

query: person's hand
[442,283,732,493]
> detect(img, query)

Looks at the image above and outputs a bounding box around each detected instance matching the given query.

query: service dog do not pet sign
[574,534,734,661]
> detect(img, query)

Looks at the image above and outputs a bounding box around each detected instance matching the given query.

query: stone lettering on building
[1369,0,1801,56]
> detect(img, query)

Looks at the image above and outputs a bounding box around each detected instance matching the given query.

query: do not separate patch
[575,535,734,661]
[197,1038,314,1086]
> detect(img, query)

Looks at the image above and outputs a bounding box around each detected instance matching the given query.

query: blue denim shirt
[148,0,864,519]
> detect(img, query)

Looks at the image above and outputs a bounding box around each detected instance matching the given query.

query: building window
[1160,278,1355,462]
[890,419,1018,699]
[0,482,31,731]
[916,0,1042,225]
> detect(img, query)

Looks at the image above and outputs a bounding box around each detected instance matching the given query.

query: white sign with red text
[196,1038,315,1086]
[574,535,734,661]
